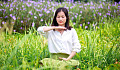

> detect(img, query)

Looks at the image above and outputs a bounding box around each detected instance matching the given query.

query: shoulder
[71,28,76,32]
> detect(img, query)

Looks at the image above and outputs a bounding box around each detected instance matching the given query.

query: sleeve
[37,26,48,38]
[72,28,81,53]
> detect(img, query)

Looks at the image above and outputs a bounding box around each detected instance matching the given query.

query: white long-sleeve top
[37,26,81,55]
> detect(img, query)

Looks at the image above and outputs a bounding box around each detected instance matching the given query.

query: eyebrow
[57,15,65,17]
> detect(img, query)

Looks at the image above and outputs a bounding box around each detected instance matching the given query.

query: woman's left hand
[59,57,70,61]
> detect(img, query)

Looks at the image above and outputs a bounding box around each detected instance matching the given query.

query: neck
[58,24,65,27]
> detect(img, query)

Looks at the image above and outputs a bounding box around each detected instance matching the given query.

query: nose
[60,17,62,20]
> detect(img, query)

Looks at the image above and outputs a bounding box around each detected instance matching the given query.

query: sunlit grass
[0,18,120,70]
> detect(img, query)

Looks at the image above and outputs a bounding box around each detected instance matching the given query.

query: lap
[39,53,80,70]
[40,58,79,69]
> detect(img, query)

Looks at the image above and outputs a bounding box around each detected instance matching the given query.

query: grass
[0,19,120,70]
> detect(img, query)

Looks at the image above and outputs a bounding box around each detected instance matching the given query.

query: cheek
[56,18,59,22]
[63,18,67,22]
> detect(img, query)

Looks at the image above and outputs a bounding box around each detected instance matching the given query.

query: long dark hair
[51,7,72,30]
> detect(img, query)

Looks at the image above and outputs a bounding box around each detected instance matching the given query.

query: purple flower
[108,6,110,9]
[46,10,50,14]
[39,14,43,17]
[85,26,88,29]
[5,16,8,18]
[73,22,76,25]
[80,24,82,26]
[104,15,107,17]
[32,22,35,27]
[16,8,18,10]
[114,10,116,12]
[103,22,105,24]
[99,1,101,3]
[72,17,74,20]
[106,13,110,16]
[79,6,83,8]
[98,13,101,16]
[13,30,16,32]
[2,22,4,24]
[12,22,14,24]
[90,2,93,5]
[75,15,77,18]
[34,16,37,19]
[0,26,1,28]
[0,9,2,11]
[88,22,90,24]
[10,8,13,11]
[41,19,43,21]
[21,20,23,23]
[22,5,24,8]
[1,4,3,6]
[23,8,26,10]
[80,11,82,13]
[103,2,105,5]
[108,11,111,13]
[29,11,33,15]
[44,8,47,12]
[12,16,16,20]
[20,27,22,29]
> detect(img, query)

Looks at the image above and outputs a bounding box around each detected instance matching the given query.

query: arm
[67,51,76,60]
[42,26,66,32]
[43,26,55,32]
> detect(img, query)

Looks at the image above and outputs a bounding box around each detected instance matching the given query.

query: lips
[59,21,62,23]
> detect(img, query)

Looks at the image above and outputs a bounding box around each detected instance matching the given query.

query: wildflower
[75,15,77,18]
[88,22,90,24]
[80,24,82,26]
[13,30,16,32]
[98,13,101,16]
[80,11,82,13]
[10,14,12,17]
[20,27,22,29]
[41,19,43,21]
[5,16,8,18]
[21,20,23,23]
[34,16,37,19]
[85,26,88,29]
[12,16,16,20]
[46,10,50,14]
[32,22,35,27]
[73,22,76,25]
[106,13,110,16]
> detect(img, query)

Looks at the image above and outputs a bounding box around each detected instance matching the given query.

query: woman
[37,7,81,70]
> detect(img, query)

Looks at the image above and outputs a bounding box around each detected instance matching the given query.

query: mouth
[59,21,63,23]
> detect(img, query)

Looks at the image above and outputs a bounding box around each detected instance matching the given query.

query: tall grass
[0,18,120,70]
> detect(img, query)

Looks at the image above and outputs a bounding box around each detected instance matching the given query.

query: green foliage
[0,18,120,70]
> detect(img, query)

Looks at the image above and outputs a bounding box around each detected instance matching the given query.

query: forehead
[57,11,65,16]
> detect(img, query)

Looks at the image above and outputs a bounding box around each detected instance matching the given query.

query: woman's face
[56,11,67,26]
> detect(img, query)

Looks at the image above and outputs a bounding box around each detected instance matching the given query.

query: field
[0,0,120,70]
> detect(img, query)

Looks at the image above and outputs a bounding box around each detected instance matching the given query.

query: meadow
[0,0,120,70]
